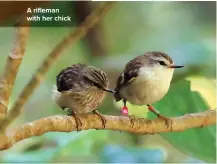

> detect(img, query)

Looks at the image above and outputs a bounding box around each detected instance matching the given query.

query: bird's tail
[52,85,62,103]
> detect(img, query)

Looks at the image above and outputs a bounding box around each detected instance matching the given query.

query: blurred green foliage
[151,80,216,162]
[0,1,215,163]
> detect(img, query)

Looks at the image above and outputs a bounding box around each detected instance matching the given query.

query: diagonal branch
[0,19,29,120]
[0,110,215,150]
[0,2,116,131]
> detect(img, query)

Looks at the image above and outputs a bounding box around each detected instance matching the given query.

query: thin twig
[0,2,116,131]
[0,19,29,120]
[0,110,215,150]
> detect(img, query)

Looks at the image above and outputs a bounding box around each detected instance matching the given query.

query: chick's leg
[93,110,106,129]
[67,108,83,132]
[147,104,172,128]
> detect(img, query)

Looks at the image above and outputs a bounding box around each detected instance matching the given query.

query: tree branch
[0,19,29,120]
[0,110,215,150]
[0,2,116,131]
[73,1,108,57]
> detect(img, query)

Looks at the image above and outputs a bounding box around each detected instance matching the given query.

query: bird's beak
[102,88,115,93]
[169,65,184,69]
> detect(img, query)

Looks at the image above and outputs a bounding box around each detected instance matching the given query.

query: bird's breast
[120,73,172,105]
[54,88,106,114]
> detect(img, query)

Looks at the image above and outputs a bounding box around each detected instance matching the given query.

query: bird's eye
[159,61,166,66]
[93,82,102,89]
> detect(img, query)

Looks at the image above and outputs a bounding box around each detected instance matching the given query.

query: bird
[114,51,184,126]
[52,63,115,131]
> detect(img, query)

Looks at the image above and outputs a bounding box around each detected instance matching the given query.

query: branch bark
[0,2,116,131]
[0,110,215,150]
[0,19,29,120]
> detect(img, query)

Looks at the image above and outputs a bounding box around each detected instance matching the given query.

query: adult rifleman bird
[114,51,184,125]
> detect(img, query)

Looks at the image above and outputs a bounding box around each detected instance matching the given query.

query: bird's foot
[93,110,107,130]
[128,115,136,128]
[147,105,172,128]
[121,106,136,128]
[157,114,172,128]
[67,109,83,132]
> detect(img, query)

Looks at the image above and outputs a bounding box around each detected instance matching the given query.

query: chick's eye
[159,61,166,66]
[93,82,101,89]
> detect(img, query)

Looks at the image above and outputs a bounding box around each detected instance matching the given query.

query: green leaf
[148,79,216,162]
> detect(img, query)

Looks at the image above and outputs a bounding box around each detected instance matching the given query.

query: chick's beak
[169,65,184,69]
[102,88,115,93]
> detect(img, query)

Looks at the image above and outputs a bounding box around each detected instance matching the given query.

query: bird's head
[86,66,115,93]
[147,51,184,69]
[139,51,184,82]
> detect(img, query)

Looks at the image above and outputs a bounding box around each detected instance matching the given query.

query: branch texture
[0,2,116,131]
[0,110,215,150]
[0,20,29,119]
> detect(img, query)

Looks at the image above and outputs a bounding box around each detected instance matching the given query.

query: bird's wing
[114,57,143,101]
[115,57,144,89]
[56,64,88,92]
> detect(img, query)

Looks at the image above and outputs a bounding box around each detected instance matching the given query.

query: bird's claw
[123,114,136,128]
[67,109,83,132]
[128,115,136,128]
[74,117,83,132]
[157,114,172,128]
[93,110,107,130]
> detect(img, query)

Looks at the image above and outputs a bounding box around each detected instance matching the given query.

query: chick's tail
[52,85,62,103]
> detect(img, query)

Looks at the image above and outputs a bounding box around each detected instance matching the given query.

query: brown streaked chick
[52,63,114,131]
[114,51,184,126]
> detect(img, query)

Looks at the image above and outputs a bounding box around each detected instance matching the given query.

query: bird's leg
[67,108,83,132]
[147,105,172,128]
[93,110,107,129]
[122,99,136,128]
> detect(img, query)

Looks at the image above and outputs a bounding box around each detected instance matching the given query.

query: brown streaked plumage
[114,51,184,127]
[52,63,114,131]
